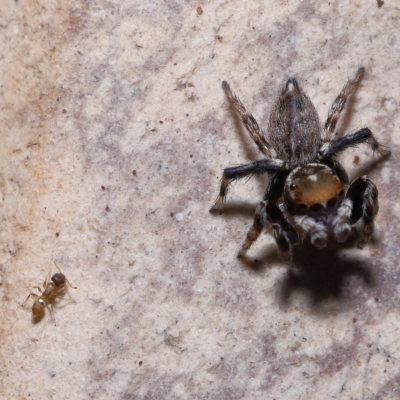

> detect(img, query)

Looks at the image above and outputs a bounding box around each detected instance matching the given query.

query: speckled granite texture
[1,1,400,399]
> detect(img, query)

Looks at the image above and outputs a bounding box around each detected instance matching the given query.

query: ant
[23,261,77,325]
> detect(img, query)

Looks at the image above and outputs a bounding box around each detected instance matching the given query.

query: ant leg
[65,278,77,289]
[49,303,57,326]
[54,261,62,272]
[22,292,39,306]
[43,269,52,289]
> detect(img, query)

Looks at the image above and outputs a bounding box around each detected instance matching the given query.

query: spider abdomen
[268,78,321,165]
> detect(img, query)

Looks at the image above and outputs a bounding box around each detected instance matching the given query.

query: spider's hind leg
[323,67,365,141]
[222,80,271,157]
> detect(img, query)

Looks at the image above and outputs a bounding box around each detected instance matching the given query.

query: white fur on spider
[332,198,353,242]
[307,174,318,182]
[294,215,328,248]
[287,82,295,91]
[319,142,330,154]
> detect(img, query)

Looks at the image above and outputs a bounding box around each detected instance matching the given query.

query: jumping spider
[210,68,390,261]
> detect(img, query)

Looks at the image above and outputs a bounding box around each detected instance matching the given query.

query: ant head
[51,273,66,286]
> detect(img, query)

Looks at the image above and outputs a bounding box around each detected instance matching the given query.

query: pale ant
[23,261,77,325]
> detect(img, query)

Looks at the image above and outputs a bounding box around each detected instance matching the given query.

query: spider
[210,68,390,261]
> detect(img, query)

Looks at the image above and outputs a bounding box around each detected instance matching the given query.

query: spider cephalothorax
[210,68,390,261]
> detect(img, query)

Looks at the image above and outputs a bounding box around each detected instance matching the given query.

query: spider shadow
[241,239,376,308]
[279,241,375,308]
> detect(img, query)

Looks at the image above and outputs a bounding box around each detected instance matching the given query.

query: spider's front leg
[238,201,298,261]
[209,159,285,213]
[333,176,379,248]
[238,173,298,261]
[319,127,391,159]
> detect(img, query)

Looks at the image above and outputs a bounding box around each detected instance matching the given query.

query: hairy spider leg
[222,81,272,157]
[209,159,285,213]
[319,127,391,159]
[238,173,298,261]
[323,67,365,141]
[333,175,379,246]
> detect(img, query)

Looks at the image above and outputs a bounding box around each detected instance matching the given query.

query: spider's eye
[290,183,297,190]
[326,197,337,207]
[310,203,323,212]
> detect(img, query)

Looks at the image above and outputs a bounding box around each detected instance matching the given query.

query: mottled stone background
[1,1,399,399]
